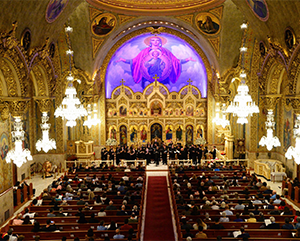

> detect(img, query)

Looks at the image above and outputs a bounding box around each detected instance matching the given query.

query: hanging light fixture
[225,23,259,124]
[83,103,100,128]
[213,102,230,128]
[54,26,87,127]
[6,117,32,167]
[286,114,300,164]
[36,112,56,153]
[259,109,281,151]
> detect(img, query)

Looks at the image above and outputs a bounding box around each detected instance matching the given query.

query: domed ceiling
[86,0,225,15]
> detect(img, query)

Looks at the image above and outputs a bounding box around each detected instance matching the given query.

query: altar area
[254,159,286,181]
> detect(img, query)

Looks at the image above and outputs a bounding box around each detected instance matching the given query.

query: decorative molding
[118,15,137,25]
[208,37,220,57]
[175,14,194,25]
[92,38,105,58]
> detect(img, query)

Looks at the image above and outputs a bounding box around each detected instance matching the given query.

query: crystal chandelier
[225,23,259,124]
[6,117,32,167]
[213,102,230,128]
[54,26,87,127]
[83,103,100,128]
[259,110,281,151]
[36,112,56,153]
[286,114,300,164]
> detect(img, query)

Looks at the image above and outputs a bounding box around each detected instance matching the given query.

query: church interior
[1,0,300,240]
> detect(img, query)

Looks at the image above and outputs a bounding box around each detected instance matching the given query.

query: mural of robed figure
[115,36,196,88]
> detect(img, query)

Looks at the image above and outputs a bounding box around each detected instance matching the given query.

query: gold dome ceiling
[86,0,225,15]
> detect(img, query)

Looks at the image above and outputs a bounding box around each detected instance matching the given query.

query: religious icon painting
[186,106,194,116]
[285,27,296,50]
[0,132,9,161]
[119,125,127,145]
[106,33,207,98]
[119,106,127,117]
[150,101,162,116]
[129,126,138,143]
[195,12,220,35]
[186,125,194,145]
[49,42,56,58]
[91,13,116,37]
[165,125,173,141]
[21,29,31,52]
[151,123,162,141]
[140,125,147,142]
[46,0,69,23]
[175,125,183,141]
[246,0,269,22]
[259,41,266,57]
[109,126,117,140]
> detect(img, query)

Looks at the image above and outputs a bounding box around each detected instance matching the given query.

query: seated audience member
[128,214,138,223]
[113,229,125,239]
[106,201,117,210]
[88,213,99,223]
[181,219,192,230]
[98,207,106,217]
[120,218,133,230]
[269,206,281,215]
[265,216,280,229]
[273,194,281,204]
[247,213,257,223]
[12,213,23,225]
[211,217,225,229]
[211,201,220,210]
[281,217,295,229]
[97,220,107,231]
[22,208,35,219]
[107,221,118,230]
[219,211,229,222]
[41,219,57,232]
[278,200,286,210]
[183,227,194,238]
[237,227,250,239]
[224,205,233,216]
[3,228,18,241]
[46,208,56,217]
[85,228,95,241]
[78,213,87,223]
[294,217,300,229]
[193,218,207,230]
[281,206,293,215]
[32,220,41,232]
[56,208,66,217]
[234,213,244,222]
[195,226,207,239]
[294,210,300,222]
[257,212,265,222]
[22,215,31,224]
[203,212,211,222]
[234,200,245,210]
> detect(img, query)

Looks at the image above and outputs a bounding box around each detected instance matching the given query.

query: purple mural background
[105,33,207,98]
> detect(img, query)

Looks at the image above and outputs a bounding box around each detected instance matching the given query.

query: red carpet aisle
[144,176,175,241]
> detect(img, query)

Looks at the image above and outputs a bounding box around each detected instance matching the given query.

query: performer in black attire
[101,147,108,160]
[190,144,197,165]
[154,146,160,166]
[108,147,115,162]
[196,145,202,165]
[162,145,168,165]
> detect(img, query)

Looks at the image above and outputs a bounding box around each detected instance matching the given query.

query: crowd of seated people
[170,163,299,240]
[6,166,145,241]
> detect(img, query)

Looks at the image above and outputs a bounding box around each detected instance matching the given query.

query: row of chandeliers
[7,26,100,167]
[213,22,300,164]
